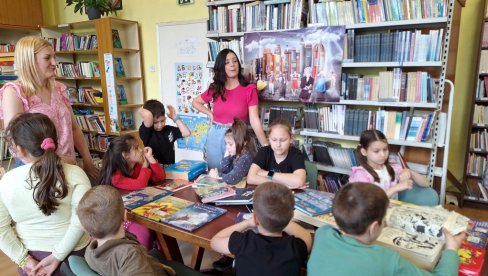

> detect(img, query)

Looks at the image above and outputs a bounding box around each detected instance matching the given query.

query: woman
[0,36,98,178]
[192,49,267,170]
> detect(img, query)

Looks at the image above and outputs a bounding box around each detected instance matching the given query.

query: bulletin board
[157,19,210,162]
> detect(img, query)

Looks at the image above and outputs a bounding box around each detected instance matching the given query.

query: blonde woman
[0,36,98,178]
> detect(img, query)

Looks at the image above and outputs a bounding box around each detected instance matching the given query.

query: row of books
[472,104,488,126]
[352,0,447,23]
[0,56,14,75]
[66,86,103,105]
[208,40,242,62]
[467,153,486,177]
[83,133,113,152]
[263,2,296,31]
[312,141,357,169]
[341,70,437,103]
[55,61,101,78]
[345,29,443,63]
[260,106,300,130]
[0,42,14,53]
[469,130,488,152]
[318,174,347,194]
[475,76,488,99]
[309,0,356,26]
[45,34,98,51]
[75,114,107,134]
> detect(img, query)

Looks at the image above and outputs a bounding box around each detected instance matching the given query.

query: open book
[376,204,469,271]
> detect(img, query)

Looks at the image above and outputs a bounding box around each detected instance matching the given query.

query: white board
[157,19,210,162]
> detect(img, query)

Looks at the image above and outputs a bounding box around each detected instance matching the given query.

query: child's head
[224,117,257,157]
[253,182,294,233]
[268,119,293,156]
[77,185,125,239]
[98,134,142,185]
[143,99,166,131]
[333,182,389,238]
[357,129,395,182]
[6,112,67,215]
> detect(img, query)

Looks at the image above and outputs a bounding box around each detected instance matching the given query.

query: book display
[41,18,145,155]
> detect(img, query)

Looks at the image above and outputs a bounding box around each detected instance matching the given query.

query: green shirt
[308,225,459,276]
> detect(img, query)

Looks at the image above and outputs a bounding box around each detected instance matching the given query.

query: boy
[138,99,190,165]
[76,185,175,275]
[308,182,465,276]
[210,182,312,275]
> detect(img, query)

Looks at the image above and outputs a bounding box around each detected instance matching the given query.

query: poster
[103,53,119,132]
[243,26,345,102]
[176,114,210,151]
[175,62,204,115]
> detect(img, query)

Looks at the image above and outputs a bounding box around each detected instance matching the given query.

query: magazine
[161,203,227,232]
[194,185,236,203]
[192,174,226,188]
[155,179,193,192]
[122,187,173,210]
[164,160,207,181]
[131,196,193,221]
[294,189,334,216]
[214,188,255,205]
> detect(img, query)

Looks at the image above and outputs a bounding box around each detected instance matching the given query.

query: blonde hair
[15,36,54,97]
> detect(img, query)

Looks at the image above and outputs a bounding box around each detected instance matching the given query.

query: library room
[0,0,488,275]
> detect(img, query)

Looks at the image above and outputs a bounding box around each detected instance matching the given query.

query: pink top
[200,84,258,124]
[349,163,403,198]
[0,81,75,160]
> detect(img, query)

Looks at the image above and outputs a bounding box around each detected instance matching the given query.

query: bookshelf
[41,18,145,154]
[206,0,461,203]
[462,0,488,206]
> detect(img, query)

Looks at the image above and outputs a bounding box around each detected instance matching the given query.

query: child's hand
[143,147,157,164]
[399,169,412,182]
[167,105,176,120]
[209,168,219,178]
[443,228,466,251]
[396,179,413,192]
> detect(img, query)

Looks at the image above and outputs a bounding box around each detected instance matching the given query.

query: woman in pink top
[0,36,98,178]
[192,49,267,170]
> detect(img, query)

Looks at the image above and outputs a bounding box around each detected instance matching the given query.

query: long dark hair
[211,48,249,102]
[6,113,67,216]
[356,129,395,182]
[98,134,137,185]
[225,117,257,158]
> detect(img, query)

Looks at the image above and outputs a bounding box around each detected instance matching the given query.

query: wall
[41,0,208,100]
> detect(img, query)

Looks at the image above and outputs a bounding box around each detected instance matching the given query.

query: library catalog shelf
[206,0,255,6]
[342,61,443,68]
[300,130,435,149]
[338,100,437,108]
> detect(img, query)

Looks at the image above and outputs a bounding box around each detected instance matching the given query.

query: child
[97,134,165,250]
[349,129,439,206]
[247,119,307,189]
[208,117,256,184]
[98,134,165,190]
[139,99,190,165]
[76,185,177,275]
[210,182,312,275]
[307,182,465,275]
[0,113,91,276]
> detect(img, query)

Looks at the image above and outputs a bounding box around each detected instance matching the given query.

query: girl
[0,113,91,276]
[349,129,439,205]
[98,134,165,250]
[192,49,267,171]
[247,119,307,189]
[208,117,257,184]
[97,134,165,190]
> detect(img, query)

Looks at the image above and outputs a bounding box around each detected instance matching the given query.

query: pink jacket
[349,163,403,192]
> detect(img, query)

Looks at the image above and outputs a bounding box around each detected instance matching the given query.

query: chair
[67,256,98,276]
[305,160,318,190]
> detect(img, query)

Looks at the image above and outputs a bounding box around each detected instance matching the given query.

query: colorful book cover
[117,84,128,105]
[132,196,193,221]
[294,189,334,216]
[164,160,207,181]
[114,57,126,77]
[214,188,255,205]
[120,111,135,130]
[161,203,227,232]
[155,179,193,192]
[464,219,488,249]
[122,187,173,210]
[458,243,486,276]
[194,185,236,203]
[192,174,226,187]
[112,29,122,48]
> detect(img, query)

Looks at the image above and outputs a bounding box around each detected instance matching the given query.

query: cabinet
[0,0,43,29]
[206,0,461,203]
[41,18,144,153]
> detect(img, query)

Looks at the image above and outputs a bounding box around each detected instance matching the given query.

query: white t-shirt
[374,166,398,199]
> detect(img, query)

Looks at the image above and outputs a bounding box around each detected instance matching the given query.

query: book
[213,188,255,205]
[117,84,128,105]
[155,179,193,192]
[164,160,207,181]
[114,57,126,77]
[122,187,173,210]
[112,29,122,48]
[194,185,236,203]
[294,189,334,217]
[120,111,135,130]
[131,196,193,221]
[192,174,226,187]
[458,243,486,276]
[161,203,227,232]
[375,204,470,271]
[293,209,337,228]
[464,219,488,249]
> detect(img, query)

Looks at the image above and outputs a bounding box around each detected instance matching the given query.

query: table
[126,186,247,270]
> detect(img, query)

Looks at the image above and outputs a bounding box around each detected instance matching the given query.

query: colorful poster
[176,114,210,151]
[243,26,345,103]
[103,53,119,132]
[175,62,204,115]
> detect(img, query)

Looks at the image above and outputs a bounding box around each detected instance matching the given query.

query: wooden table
[126,186,247,270]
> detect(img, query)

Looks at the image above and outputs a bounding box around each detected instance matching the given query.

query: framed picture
[112,0,123,10]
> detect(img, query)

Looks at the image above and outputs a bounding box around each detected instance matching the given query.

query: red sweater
[111,162,165,191]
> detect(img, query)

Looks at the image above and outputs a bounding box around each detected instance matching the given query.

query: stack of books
[164,160,207,181]
[458,220,488,276]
